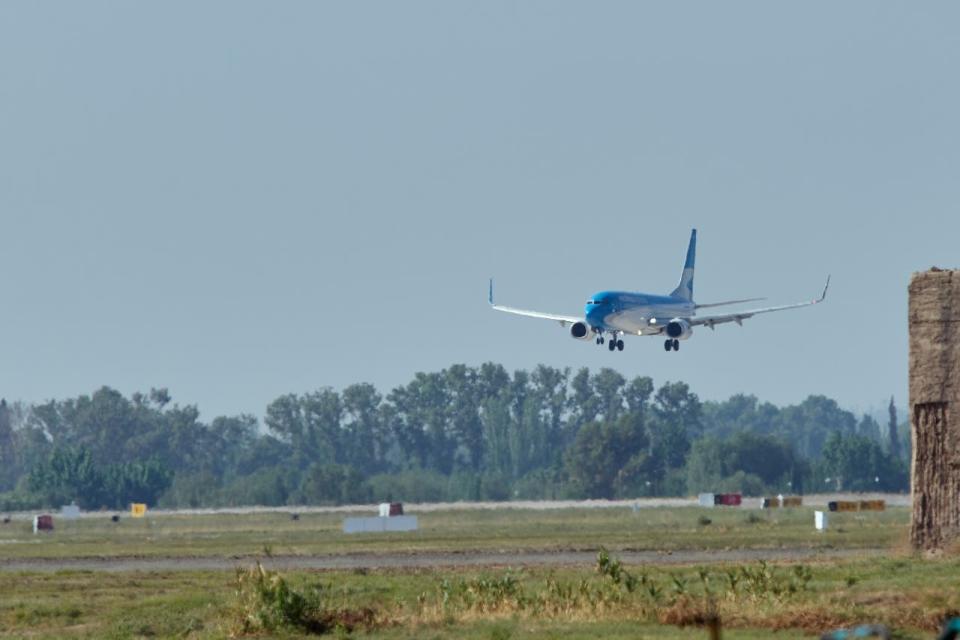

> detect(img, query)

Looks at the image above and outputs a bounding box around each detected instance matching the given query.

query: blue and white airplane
[489,229,829,353]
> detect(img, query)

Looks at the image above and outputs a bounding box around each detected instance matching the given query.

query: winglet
[488,278,494,306]
[818,275,831,302]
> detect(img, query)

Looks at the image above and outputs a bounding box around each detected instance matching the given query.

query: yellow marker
[131,503,147,518]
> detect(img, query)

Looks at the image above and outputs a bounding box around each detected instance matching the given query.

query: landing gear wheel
[664,340,672,352]
[608,339,616,351]
[600,336,605,345]
[616,340,624,351]
[672,339,680,351]
[595,337,601,345]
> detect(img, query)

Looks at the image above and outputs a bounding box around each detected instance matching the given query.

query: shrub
[233,562,322,633]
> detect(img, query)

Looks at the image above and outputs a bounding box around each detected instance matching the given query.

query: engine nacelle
[570,321,593,341]
[665,318,693,340]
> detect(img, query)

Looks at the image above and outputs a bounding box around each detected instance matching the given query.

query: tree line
[0,364,910,511]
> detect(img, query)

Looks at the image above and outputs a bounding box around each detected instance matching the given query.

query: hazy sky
[1,2,957,420]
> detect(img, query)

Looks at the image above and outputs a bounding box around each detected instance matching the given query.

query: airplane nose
[586,303,608,323]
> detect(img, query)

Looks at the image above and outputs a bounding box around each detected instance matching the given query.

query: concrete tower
[909,269,960,549]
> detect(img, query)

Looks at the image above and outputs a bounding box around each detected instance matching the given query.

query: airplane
[489,229,829,353]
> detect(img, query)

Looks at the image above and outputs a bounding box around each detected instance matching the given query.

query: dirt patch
[0,547,887,573]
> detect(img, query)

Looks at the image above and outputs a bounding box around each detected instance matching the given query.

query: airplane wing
[690,276,830,330]
[488,279,582,327]
[695,297,766,309]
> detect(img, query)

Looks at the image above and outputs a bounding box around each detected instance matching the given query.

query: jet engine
[570,321,593,340]
[665,318,693,340]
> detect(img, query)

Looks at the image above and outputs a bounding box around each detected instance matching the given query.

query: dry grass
[2,555,956,639]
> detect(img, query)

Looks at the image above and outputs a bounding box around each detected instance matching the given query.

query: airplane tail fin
[670,229,696,301]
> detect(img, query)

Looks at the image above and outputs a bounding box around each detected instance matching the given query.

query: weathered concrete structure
[909,269,960,549]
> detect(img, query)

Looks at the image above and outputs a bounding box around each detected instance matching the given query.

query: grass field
[2,505,944,639]
[0,506,909,560]
[2,555,958,639]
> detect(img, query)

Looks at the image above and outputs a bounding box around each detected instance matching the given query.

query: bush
[233,562,326,633]
[232,562,378,635]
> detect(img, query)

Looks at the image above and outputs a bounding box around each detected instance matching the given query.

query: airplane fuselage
[585,291,694,336]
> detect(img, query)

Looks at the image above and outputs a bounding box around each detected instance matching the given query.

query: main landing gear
[596,333,624,352]
[664,339,680,352]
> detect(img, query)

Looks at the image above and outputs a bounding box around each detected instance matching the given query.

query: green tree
[592,368,626,422]
[820,431,905,491]
[623,376,654,420]
[857,414,882,442]
[28,447,105,508]
[341,383,384,472]
[207,414,259,478]
[0,400,15,491]
[28,447,173,509]
[102,458,173,507]
[299,463,368,505]
[444,365,485,470]
[265,389,342,468]
[888,396,902,460]
[685,437,726,493]
[687,432,798,496]
[701,394,777,438]
[568,368,600,431]
[647,382,701,476]
[387,372,454,472]
[530,365,570,462]
[565,413,649,498]
[777,395,856,459]
[480,395,512,477]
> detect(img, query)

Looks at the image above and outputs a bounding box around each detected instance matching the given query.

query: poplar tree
[888,396,902,460]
